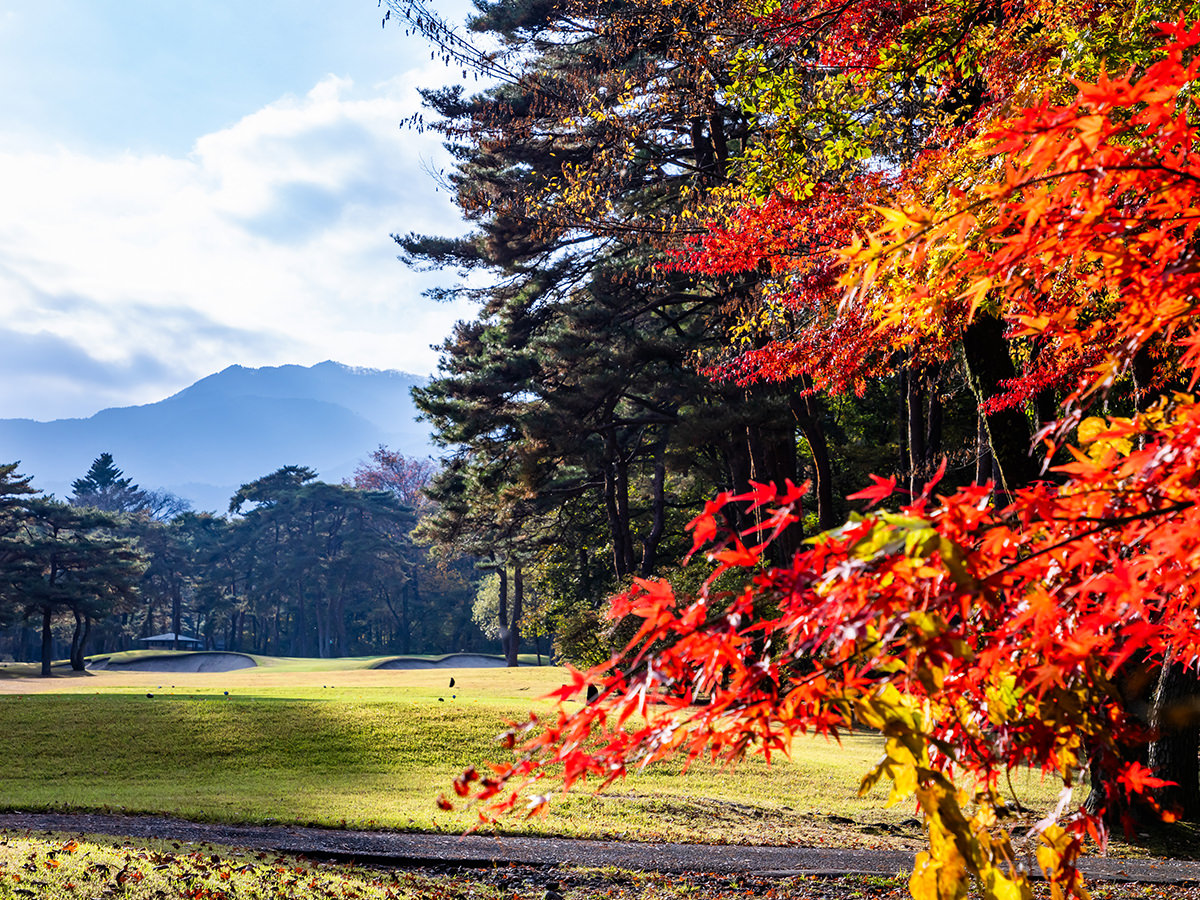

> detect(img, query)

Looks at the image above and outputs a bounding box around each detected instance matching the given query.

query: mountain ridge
[0,361,434,513]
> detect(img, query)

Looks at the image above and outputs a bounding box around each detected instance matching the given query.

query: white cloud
[0,69,476,420]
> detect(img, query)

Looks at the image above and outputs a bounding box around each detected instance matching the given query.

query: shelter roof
[138,633,202,644]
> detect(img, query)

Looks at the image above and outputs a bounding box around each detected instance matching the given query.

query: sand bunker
[374,653,508,669]
[94,652,258,673]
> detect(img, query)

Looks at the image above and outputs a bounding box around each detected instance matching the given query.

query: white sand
[95,652,258,673]
[374,653,508,669]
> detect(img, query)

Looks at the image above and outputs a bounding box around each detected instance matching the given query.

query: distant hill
[0,361,435,512]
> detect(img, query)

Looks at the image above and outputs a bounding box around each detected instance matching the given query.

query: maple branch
[852,163,1200,268]
[987,500,1195,579]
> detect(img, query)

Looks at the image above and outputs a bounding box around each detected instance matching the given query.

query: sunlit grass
[0,660,1068,846]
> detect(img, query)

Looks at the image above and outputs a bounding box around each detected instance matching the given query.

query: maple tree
[352,445,437,510]
[674,0,1184,496]
[429,6,1200,899]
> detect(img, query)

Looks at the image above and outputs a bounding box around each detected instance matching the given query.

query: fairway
[0,656,1064,847]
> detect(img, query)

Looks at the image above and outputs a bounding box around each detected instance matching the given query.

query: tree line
[0,449,490,674]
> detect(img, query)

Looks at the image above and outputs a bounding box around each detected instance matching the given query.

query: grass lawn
[0,654,1068,848]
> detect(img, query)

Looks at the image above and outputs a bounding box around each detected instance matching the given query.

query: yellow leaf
[909,852,940,900]
[983,867,1034,900]
[1077,417,1107,444]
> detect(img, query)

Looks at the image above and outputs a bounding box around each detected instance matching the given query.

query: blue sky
[0,0,476,420]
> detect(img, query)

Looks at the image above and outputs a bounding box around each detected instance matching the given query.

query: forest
[0,449,486,673]
[378,0,1200,897]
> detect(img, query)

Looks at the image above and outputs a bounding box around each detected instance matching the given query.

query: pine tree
[399,0,822,641]
[17,498,145,675]
[70,452,147,514]
[227,468,417,658]
[0,462,39,630]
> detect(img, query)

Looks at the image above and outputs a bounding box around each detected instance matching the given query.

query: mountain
[0,361,435,512]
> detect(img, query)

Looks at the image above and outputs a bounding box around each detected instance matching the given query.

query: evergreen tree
[0,462,39,630]
[131,514,202,649]
[70,452,147,514]
[227,467,421,658]
[396,0,823,656]
[16,498,144,675]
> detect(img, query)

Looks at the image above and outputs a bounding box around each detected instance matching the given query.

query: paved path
[1,813,1198,884]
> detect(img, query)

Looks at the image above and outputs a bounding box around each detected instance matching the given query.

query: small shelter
[138,632,203,650]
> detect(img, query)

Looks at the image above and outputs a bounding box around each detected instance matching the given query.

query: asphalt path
[1,813,1198,884]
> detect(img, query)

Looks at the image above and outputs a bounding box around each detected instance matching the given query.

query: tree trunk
[602,432,633,579]
[333,591,348,658]
[497,563,519,666]
[15,623,35,662]
[383,583,411,654]
[314,595,328,659]
[638,435,669,576]
[70,610,84,671]
[1084,658,1156,826]
[402,574,414,653]
[690,115,716,185]
[171,579,182,650]
[962,316,1040,494]
[78,615,91,670]
[69,610,91,672]
[904,364,945,496]
[907,368,926,496]
[508,562,524,668]
[925,369,943,479]
[613,455,636,575]
[577,546,589,607]
[394,583,410,654]
[40,608,53,677]
[1149,662,1200,820]
[897,366,909,476]
[723,423,758,537]
[974,409,993,486]
[790,389,836,530]
[229,609,242,652]
[296,591,311,657]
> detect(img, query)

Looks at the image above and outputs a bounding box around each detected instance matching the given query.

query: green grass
[0,657,1068,847]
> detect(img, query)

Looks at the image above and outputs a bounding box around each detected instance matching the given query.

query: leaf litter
[1,832,1197,900]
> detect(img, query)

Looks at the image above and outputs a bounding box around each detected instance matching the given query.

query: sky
[0,0,478,421]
